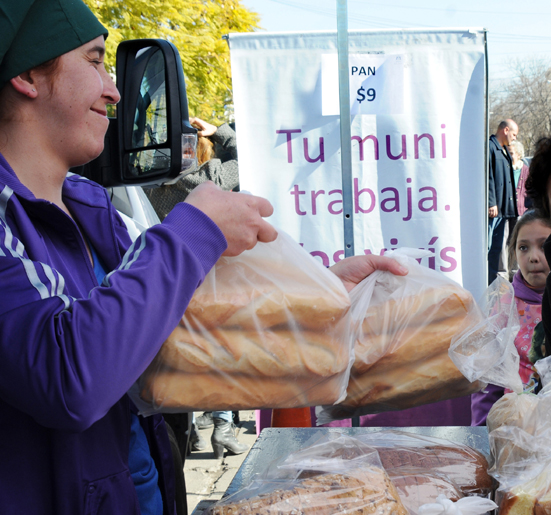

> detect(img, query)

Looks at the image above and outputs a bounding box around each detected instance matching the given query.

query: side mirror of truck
[73,39,197,187]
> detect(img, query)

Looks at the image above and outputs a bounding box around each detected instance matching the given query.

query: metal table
[226,426,490,498]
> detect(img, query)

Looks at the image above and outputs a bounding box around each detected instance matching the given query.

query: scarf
[513,270,545,304]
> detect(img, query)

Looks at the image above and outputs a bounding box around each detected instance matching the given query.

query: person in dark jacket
[488,119,519,284]
[145,117,239,221]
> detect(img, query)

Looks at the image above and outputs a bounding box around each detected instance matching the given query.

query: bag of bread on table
[486,357,551,515]
[488,429,551,515]
[270,431,487,515]
[316,249,521,423]
[350,430,496,499]
[130,230,353,416]
[205,432,409,515]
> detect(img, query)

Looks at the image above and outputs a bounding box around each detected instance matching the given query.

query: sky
[241,0,551,93]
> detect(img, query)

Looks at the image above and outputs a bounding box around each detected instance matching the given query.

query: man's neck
[496,133,508,147]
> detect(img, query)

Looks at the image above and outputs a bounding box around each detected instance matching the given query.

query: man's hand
[190,117,217,138]
[185,182,277,256]
[489,205,498,218]
[329,255,408,292]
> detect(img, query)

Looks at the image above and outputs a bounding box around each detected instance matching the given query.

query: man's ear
[9,72,38,99]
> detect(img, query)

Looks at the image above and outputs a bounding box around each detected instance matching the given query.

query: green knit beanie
[0,0,108,90]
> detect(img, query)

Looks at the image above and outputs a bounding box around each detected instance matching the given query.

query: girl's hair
[196,135,215,165]
[507,209,551,280]
[525,137,551,218]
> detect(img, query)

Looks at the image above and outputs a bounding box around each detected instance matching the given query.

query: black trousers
[164,414,191,515]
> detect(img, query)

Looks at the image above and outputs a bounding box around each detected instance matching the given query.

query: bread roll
[206,467,408,515]
[361,284,475,338]
[354,315,469,374]
[320,283,483,418]
[224,290,350,330]
[140,367,346,411]
[156,326,349,377]
[184,261,270,329]
[329,350,483,418]
[184,252,350,331]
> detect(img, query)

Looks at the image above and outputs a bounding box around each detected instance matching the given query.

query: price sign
[322,53,404,116]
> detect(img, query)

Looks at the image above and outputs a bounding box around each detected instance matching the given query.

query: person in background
[471,209,551,425]
[525,137,551,360]
[192,411,248,459]
[510,140,531,217]
[145,117,239,221]
[488,119,519,284]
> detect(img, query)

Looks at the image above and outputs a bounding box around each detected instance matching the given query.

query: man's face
[505,125,518,145]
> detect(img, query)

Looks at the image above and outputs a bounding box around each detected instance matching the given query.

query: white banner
[229,29,487,300]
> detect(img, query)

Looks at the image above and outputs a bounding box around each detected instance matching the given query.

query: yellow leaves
[84,0,260,123]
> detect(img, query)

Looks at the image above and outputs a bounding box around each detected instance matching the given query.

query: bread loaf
[206,467,408,515]
[140,365,346,411]
[487,392,540,435]
[335,338,484,416]
[323,284,483,417]
[377,445,495,496]
[184,253,350,331]
[499,470,551,515]
[361,284,475,338]
[157,326,348,377]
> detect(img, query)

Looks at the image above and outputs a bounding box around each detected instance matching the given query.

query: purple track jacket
[0,153,226,514]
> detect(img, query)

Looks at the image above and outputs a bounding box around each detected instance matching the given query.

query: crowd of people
[476,120,551,426]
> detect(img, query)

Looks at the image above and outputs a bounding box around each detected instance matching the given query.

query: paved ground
[184,411,258,514]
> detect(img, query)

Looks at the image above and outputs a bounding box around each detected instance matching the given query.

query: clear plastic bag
[352,430,496,498]
[418,494,497,515]
[448,276,522,394]
[205,433,409,515]
[130,230,353,415]
[486,358,551,514]
[317,248,487,423]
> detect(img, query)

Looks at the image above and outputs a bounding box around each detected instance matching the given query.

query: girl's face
[516,220,551,289]
[34,36,120,168]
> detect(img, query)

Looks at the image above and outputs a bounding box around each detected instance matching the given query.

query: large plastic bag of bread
[316,248,490,422]
[486,357,551,515]
[317,252,523,423]
[270,432,476,515]
[130,231,353,415]
[205,432,409,515]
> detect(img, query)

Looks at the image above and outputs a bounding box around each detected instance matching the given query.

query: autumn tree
[84,0,260,124]
[490,59,551,155]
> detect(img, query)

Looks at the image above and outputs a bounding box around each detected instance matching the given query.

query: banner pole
[337,0,360,428]
[336,0,354,259]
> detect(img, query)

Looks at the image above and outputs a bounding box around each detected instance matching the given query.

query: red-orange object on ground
[271,407,312,427]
